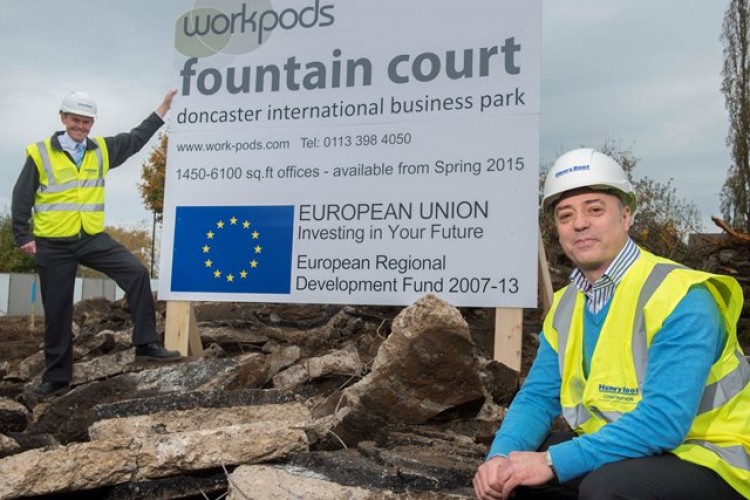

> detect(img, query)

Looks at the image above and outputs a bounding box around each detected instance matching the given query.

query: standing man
[473,148,750,499]
[12,90,182,398]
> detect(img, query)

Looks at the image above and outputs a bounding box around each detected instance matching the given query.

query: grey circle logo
[175,0,274,58]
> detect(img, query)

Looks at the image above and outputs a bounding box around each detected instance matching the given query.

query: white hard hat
[59,91,98,118]
[542,148,636,214]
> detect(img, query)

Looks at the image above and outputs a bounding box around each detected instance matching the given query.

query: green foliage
[0,212,35,272]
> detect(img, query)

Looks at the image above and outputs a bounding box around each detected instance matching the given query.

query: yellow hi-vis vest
[543,249,750,497]
[26,137,110,238]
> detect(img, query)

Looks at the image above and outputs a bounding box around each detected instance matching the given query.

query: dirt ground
[0,315,45,364]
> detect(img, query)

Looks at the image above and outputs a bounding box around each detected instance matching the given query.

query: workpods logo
[175,0,335,57]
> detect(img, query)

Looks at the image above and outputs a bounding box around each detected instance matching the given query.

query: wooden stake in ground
[164,301,204,356]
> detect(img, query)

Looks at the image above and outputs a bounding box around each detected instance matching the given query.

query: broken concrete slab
[198,324,271,346]
[72,349,138,385]
[290,426,483,494]
[0,433,20,458]
[0,397,29,434]
[316,295,485,446]
[215,345,302,390]
[227,464,391,499]
[0,437,137,498]
[482,360,520,406]
[273,343,364,390]
[5,351,44,382]
[0,423,308,498]
[135,422,309,480]
[89,401,311,440]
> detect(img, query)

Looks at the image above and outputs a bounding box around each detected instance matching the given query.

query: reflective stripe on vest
[553,285,582,426]
[34,203,105,212]
[554,265,750,430]
[698,351,750,415]
[685,440,750,472]
[34,140,105,207]
[631,264,684,385]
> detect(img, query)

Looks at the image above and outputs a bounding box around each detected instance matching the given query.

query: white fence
[0,273,157,317]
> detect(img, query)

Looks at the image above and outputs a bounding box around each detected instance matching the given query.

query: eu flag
[171,205,294,294]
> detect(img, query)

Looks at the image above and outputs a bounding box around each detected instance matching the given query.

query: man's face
[60,113,94,142]
[554,190,632,283]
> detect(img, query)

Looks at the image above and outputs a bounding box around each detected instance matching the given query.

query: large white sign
[159,0,541,307]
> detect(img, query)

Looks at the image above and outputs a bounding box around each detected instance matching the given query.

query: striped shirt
[569,238,640,313]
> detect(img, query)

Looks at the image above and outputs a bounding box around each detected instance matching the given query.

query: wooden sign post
[493,235,554,372]
[164,301,203,357]
[493,308,523,372]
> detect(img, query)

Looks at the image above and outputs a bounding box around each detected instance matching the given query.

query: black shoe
[135,342,182,362]
[30,380,70,398]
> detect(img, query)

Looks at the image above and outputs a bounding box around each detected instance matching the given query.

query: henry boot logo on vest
[598,383,639,402]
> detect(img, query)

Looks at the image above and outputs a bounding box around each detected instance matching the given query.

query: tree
[139,133,168,223]
[0,212,35,272]
[721,0,750,231]
[540,142,703,273]
[107,224,154,270]
[75,223,154,278]
[600,143,702,261]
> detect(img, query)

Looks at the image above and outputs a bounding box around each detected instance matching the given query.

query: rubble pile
[0,294,527,499]
[2,224,748,499]
[688,223,750,343]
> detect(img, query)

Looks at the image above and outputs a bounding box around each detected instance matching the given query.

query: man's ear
[622,205,633,230]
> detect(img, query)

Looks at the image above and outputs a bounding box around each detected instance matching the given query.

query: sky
[0,0,731,233]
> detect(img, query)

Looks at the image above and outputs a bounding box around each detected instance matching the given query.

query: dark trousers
[515,432,744,500]
[35,232,158,382]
